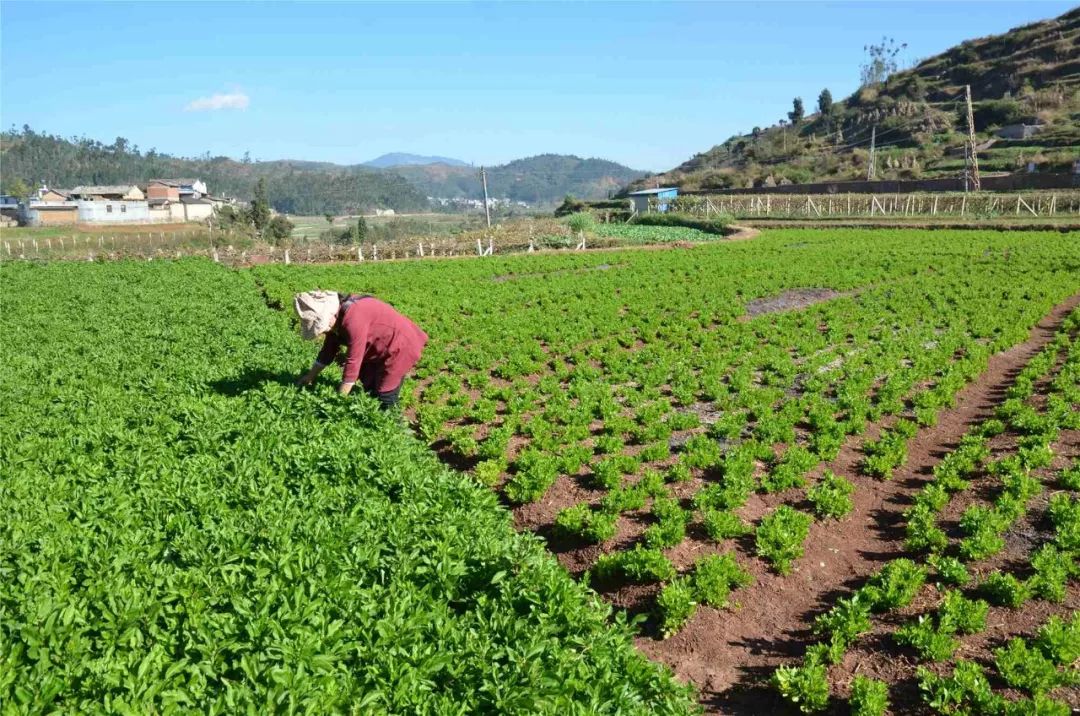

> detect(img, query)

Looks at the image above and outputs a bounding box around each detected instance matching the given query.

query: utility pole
[964,84,981,191]
[479,167,491,228]
[866,125,877,181]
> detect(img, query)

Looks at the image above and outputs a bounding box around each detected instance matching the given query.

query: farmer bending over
[294,290,427,409]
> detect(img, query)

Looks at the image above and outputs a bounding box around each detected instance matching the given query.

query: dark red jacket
[316,295,427,392]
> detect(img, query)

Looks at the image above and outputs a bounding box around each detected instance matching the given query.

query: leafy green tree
[356,215,368,243]
[788,97,805,124]
[265,215,294,246]
[2,176,30,198]
[250,178,271,236]
[817,89,833,117]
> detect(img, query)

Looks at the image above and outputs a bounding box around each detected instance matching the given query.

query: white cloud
[185,92,250,112]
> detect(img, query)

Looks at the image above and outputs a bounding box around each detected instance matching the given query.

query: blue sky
[1,1,1072,171]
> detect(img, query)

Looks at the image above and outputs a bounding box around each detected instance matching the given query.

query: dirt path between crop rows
[624,291,1080,714]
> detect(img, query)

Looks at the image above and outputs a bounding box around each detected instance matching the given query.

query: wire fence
[0,229,625,265]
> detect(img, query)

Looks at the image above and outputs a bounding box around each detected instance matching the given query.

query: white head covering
[294,290,340,340]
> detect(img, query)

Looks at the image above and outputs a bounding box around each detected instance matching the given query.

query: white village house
[17,179,226,227]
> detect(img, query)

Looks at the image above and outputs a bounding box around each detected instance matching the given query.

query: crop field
[256,228,1080,713]
[1,261,695,713]
[3,227,1079,714]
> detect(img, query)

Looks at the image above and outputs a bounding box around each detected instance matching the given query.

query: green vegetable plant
[849,675,889,716]
[756,506,813,575]
[772,661,829,714]
[994,638,1071,696]
[806,471,855,519]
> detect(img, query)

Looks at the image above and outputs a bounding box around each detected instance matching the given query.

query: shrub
[692,553,752,608]
[772,662,829,713]
[644,497,689,549]
[807,471,855,519]
[1060,461,1080,490]
[905,504,948,553]
[683,434,721,469]
[702,508,752,541]
[980,572,1031,608]
[937,590,988,635]
[657,577,698,638]
[862,420,916,479]
[631,211,732,235]
[994,638,1067,695]
[859,559,926,612]
[666,460,693,483]
[555,503,619,543]
[505,451,558,503]
[1048,493,1080,552]
[1035,613,1080,666]
[1029,544,1072,603]
[637,469,668,498]
[928,554,970,586]
[600,484,647,514]
[594,545,676,583]
[812,595,872,647]
[474,458,505,487]
[913,482,950,513]
[917,661,1000,715]
[849,676,889,716]
[762,446,816,493]
[1000,695,1070,716]
[756,506,813,574]
[896,616,959,661]
[566,212,596,235]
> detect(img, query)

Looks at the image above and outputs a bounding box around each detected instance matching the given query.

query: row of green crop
[254,229,1080,631]
[0,260,698,714]
[771,310,1080,714]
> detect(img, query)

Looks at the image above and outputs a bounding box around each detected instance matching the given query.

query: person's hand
[296,371,315,388]
[338,382,355,396]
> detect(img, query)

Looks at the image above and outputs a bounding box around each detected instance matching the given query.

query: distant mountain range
[362,152,470,168]
[0,128,647,213]
[391,154,647,205]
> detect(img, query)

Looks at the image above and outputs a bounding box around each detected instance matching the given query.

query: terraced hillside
[635,8,1079,191]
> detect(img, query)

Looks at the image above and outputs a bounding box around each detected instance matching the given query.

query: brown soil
[745,288,846,317]
[508,292,1079,714]
[648,292,1080,714]
[725,225,761,242]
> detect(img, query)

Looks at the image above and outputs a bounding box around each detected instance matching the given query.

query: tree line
[0,126,429,215]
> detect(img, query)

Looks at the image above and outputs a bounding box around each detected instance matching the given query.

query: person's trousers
[368,381,402,410]
[359,362,403,410]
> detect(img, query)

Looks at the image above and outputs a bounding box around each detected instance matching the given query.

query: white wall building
[76,200,150,223]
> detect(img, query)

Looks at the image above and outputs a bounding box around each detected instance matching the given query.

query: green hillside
[388,154,647,205]
[634,8,1080,192]
[0,128,429,215]
[0,129,644,213]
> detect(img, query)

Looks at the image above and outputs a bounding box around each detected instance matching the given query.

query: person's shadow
[208,369,301,396]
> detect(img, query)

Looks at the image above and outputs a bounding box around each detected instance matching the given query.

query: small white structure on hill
[627,187,678,213]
